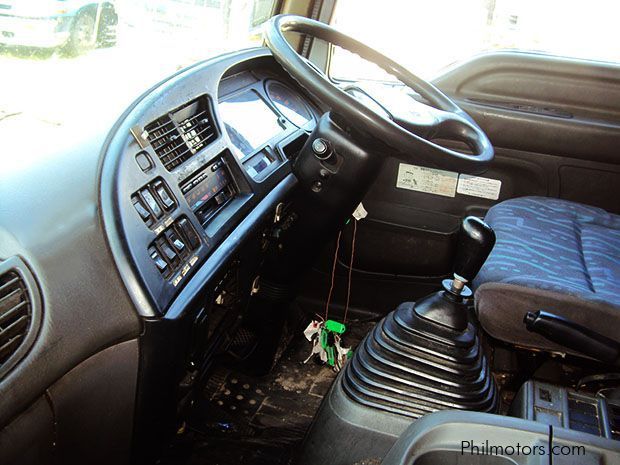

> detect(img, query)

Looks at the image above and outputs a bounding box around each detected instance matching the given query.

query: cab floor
[159,319,375,465]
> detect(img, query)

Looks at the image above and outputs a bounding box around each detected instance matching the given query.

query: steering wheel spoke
[263,15,494,173]
[392,103,454,140]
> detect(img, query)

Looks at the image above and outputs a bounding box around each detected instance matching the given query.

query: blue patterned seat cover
[475,196,620,303]
[474,196,620,352]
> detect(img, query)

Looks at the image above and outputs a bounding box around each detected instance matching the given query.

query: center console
[381,410,620,465]
[297,215,620,465]
[511,380,620,441]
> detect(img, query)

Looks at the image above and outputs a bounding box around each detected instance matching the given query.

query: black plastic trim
[99,48,298,318]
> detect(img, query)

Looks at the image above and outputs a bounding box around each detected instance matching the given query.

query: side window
[251,0,276,28]
[330,0,620,81]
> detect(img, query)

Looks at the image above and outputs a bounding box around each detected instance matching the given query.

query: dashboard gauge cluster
[265,81,314,128]
[219,80,315,163]
[218,75,317,181]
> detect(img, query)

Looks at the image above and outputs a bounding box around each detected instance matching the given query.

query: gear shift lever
[450,216,496,296]
[413,216,496,331]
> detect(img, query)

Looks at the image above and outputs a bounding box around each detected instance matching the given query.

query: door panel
[559,165,620,212]
[436,52,620,165]
[436,52,620,214]
[298,52,620,317]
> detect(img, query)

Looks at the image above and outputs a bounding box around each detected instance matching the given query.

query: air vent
[145,115,189,171]
[176,97,217,154]
[0,271,30,365]
[145,96,217,171]
[0,257,41,379]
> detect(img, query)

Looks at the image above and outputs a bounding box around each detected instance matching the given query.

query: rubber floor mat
[159,319,375,465]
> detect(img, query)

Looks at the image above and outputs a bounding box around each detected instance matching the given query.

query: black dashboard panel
[0,114,141,433]
[100,48,319,317]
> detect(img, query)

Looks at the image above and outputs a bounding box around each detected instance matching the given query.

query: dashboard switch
[178,218,200,250]
[135,152,153,172]
[142,189,163,218]
[161,242,177,262]
[312,138,329,157]
[172,237,185,252]
[154,181,175,209]
[133,199,151,221]
[149,248,168,273]
[173,238,186,253]
[166,230,186,254]
[312,138,336,164]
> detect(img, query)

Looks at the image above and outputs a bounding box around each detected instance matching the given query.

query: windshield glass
[0,0,274,141]
[331,0,620,81]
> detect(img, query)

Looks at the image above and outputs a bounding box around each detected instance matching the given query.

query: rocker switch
[133,199,151,221]
[149,248,168,273]
[165,230,185,254]
[178,218,200,250]
[142,189,163,218]
[154,182,175,209]
[161,243,177,262]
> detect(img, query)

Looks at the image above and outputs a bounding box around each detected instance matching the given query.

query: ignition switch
[312,138,336,164]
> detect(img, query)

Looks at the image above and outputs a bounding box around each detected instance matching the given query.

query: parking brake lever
[524,310,620,366]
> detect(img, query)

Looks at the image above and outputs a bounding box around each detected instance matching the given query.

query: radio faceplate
[180,156,238,227]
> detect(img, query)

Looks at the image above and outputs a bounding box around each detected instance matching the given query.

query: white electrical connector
[352,202,368,221]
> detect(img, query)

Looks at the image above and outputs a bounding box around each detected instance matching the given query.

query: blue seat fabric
[474,196,620,353]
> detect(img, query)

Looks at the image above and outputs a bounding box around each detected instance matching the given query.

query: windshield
[331,0,620,81]
[0,0,274,143]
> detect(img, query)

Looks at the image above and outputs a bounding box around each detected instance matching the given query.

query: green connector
[320,328,336,366]
[325,319,346,334]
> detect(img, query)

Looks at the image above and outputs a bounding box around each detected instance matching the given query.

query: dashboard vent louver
[145,115,189,171]
[145,96,217,171]
[177,97,217,155]
[0,257,42,380]
[0,270,31,367]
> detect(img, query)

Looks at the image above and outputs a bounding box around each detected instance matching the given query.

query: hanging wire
[343,220,357,324]
[324,230,342,321]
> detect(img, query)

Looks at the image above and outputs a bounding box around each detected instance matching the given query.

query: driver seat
[473,196,620,355]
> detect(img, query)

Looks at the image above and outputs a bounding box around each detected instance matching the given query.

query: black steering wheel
[263,15,494,173]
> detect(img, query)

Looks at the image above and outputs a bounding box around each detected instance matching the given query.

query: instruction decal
[396,163,458,197]
[457,174,502,200]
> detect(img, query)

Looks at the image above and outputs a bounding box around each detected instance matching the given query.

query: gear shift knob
[450,216,496,294]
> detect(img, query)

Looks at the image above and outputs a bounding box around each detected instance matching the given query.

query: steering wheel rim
[263,14,494,173]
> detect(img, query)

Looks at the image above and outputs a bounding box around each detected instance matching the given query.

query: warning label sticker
[457,174,502,200]
[396,163,458,197]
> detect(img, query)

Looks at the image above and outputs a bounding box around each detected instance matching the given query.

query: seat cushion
[474,196,620,353]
